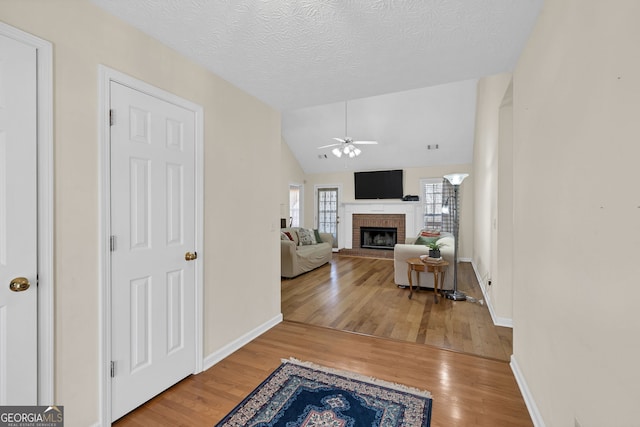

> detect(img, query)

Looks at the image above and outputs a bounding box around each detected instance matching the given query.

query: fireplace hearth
[360,227,397,250]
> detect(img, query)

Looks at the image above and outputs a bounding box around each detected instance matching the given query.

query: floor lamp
[443,173,469,301]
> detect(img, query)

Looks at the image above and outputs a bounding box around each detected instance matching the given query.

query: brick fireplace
[341,213,406,259]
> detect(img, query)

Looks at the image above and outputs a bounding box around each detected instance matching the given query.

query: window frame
[420,178,444,231]
[289,183,303,227]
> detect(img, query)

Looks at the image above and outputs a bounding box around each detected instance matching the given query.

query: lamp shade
[444,173,469,186]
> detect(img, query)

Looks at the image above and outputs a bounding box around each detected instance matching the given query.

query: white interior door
[110,82,197,420]
[0,34,38,405]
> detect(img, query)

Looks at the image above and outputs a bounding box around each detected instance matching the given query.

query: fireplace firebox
[360,227,397,250]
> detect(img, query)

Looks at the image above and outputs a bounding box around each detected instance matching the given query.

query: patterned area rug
[215,358,432,427]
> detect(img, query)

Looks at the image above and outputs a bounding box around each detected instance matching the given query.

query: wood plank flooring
[282,255,513,361]
[115,322,532,427]
[114,255,529,426]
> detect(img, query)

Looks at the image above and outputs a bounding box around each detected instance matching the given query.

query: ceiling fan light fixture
[320,101,377,160]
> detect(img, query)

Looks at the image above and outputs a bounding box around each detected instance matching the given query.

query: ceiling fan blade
[332,137,346,143]
[353,140,378,145]
[317,143,341,149]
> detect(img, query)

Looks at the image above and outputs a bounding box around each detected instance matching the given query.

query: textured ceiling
[91,0,542,172]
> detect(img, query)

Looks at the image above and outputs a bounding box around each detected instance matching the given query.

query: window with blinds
[420,178,454,233]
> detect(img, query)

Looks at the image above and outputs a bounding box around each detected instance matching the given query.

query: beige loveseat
[281,227,333,278]
[393,231,455,291]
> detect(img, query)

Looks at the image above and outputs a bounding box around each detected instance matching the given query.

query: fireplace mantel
[342,202,422,249]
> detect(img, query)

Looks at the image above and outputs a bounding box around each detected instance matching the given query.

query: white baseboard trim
[495,316,513,328]
[510,355,546,427]
[203,313,283,371]
[470,260,513,328]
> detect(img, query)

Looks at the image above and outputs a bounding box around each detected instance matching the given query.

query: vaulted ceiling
[91,0,542,173]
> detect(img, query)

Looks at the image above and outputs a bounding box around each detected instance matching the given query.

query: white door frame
[97,66,204,425]
[313,184,342,249]
[0,22,54,405]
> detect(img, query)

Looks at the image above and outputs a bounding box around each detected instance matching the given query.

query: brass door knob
[9,277,30,292]
[185,252,197,261]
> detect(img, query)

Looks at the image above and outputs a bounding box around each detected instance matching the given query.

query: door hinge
[109,109,115,126]
[110,361,115,378]
[110,235,116,252]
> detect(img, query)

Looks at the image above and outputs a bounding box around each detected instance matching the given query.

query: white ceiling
[91,0,542,173]
[283,80,478,173]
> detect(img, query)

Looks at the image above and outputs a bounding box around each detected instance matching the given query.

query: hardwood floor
[115,322,532,426]
[282,255,513,361]
[115,255,530,426]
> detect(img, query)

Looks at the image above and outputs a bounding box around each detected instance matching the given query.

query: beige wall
[472,74,513,322]
[513,0,640,425]
[496,82,514,322]
[0,1,281,426]
[280,138,306,224]
[302,164,474,259]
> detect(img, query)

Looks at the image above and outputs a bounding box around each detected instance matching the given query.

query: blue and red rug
[215,358,432,427]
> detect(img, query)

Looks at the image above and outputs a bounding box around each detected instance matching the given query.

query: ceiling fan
[317,101,378,158]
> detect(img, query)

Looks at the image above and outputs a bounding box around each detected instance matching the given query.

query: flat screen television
[354,169,403,200]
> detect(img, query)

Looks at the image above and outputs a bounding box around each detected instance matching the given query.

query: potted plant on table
[426,241,446,259]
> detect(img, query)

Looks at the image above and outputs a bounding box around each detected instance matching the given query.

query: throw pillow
[280,231,289,241]
[297,228,316,246]
[415,236,439,245]
[421,230,441,237]
[282,231,295,241]
[313,229,323,243]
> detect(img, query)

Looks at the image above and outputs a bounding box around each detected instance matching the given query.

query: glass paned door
[317,187,339,248]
